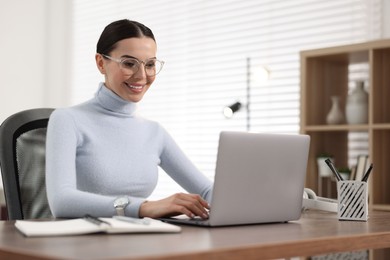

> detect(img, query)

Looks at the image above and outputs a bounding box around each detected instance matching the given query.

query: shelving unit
[300,39,390,259]
[300,39,390,209]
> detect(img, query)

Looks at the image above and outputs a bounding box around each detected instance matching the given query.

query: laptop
[160,131,310,227]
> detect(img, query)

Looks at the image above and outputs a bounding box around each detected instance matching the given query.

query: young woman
[46,19,212,220]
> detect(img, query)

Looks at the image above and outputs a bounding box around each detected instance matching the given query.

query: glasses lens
[145,59,164,76]
[120,58,140,76]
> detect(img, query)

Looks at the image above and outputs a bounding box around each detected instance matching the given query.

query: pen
[113,215,151,225]
[83,214,112,226]
[361,163,373,182]
[324,158,343,181]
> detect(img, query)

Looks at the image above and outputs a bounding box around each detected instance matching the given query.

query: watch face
[114,197,129,208]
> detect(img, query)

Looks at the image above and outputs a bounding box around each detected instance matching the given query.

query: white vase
[346,81,368,124]
[326,96,344,124]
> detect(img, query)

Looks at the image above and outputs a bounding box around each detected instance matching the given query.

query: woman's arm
[139,126,213,219]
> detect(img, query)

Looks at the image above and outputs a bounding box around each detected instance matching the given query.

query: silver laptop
[160,131,310,227]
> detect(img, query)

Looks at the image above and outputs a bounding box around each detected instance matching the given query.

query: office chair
[0,108,54,220]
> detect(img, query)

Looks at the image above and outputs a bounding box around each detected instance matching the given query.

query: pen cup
[337,181,368,221]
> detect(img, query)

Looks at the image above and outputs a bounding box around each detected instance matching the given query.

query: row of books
[348,155,371,181]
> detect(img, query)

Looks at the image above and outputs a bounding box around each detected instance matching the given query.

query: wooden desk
[1,210,390,260]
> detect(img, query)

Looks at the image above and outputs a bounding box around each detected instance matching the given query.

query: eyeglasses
[101,54,164,77]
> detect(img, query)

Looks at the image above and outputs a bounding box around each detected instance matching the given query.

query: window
[71,0,382,199]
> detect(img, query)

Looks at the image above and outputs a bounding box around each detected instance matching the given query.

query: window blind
[71,0,382,200]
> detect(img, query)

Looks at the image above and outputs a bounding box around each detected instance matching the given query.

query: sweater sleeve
[159,127,213,203]
[45,109,145,218]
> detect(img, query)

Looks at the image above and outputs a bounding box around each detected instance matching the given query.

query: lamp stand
[246,57,251,132]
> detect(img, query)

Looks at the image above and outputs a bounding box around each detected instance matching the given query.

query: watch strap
[116,207,125,216]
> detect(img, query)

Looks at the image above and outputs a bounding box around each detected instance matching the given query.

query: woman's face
[96,37,157,103]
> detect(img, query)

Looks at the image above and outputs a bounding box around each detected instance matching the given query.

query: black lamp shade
[223,102,242,118]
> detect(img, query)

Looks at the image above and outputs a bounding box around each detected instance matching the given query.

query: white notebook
[15,217,181,237]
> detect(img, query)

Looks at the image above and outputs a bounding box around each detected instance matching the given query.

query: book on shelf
[15,216,181,237]
[349,166,357,180]
[354,155,369,181]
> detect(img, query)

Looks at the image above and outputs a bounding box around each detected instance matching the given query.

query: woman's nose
[132,64,148,79]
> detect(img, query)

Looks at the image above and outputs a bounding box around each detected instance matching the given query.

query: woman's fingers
[174,193,209,219]
[139,193,210,219]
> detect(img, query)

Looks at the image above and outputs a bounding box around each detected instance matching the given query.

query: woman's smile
[124,82,145,93]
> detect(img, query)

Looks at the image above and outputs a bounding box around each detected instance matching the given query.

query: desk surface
[1,210,390,260]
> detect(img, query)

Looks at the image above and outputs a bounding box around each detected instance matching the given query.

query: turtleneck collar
[95,82,138,116]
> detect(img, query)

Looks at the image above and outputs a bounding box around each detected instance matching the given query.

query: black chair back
[0,108,54,220]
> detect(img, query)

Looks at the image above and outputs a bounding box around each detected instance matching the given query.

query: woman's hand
[139,193,210,219]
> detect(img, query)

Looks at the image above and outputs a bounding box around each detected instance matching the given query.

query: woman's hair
[96,19,155,55]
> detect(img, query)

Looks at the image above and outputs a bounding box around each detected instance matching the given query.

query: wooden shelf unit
[300,39,390,210]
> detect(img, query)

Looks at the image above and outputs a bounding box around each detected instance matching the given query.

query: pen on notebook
[324,158,343,181]
[83,214,111,226]
[361,163,373,182]
[113,215,151,225]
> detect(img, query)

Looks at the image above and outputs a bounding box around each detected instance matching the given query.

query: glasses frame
[101,54,165,77]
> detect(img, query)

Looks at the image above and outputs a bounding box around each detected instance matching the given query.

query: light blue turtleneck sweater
[46,83,213,218]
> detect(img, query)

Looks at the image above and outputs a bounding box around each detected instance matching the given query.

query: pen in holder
[337,181,368,221]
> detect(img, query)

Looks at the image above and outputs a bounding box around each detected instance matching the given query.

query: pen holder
[337,181,368,221]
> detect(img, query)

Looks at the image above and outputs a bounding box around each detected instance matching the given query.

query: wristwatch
[114,196,130,216]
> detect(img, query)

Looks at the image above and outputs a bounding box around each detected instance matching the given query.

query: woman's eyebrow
[121,55,157,60]
[121,55,138,59]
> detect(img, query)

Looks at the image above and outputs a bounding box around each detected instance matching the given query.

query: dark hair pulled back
[96,19,155,55]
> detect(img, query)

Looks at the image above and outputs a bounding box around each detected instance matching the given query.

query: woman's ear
[95,54,106,74]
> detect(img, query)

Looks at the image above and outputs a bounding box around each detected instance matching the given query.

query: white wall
[0,0,71,124]
[0,0,71,193]
[384,0,390,37]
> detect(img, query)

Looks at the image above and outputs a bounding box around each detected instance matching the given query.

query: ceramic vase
[346,81,368,124]
[326,96,344,124]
